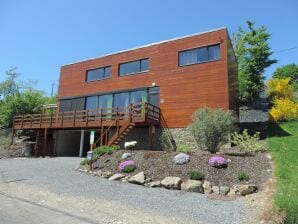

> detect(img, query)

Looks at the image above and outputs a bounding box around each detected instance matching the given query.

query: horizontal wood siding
[58,28,232,128]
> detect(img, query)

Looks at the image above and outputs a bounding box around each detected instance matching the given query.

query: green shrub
[80,159,88,166]
[122,165,136,173]
[160,130,172,151]
[188,107,235,153]
[231,129,266,152]
[177,144,192,154]
[238,170,250,181]
[92,145,120,161]
[187,170,205,180]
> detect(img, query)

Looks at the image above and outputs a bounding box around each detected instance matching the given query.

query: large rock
[203,181,213,194]
[237,185,258,196]
[128,172,145,185]
[121,153,132,159]
[161,177,182,190]
[181,180,204,193]
[219,186,230,195]
[212,186,220,194]
[101,171,113,178]
[147,181,161,188]
[108,173,126,181]
[173,153,190,165]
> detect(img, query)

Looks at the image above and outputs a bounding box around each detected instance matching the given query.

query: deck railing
[13,102,160,130]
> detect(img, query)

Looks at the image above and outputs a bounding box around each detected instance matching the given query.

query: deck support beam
[34,130,40,157]
[43,128,48,157]
[79,130,85,157]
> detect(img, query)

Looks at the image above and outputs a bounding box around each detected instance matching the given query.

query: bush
[92,145,120,161]
[80,159,88,166]
[188,107,235,153]
[266,78,293,100]
[238,170,250,181]
[177,144,192,154]
[208,156,228,168]
[160,130,172,151]
[231,129,266,152]
[269,98,298,122]
[122,165,136,173]
[187,170,205,180]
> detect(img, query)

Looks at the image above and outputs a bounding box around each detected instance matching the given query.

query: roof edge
[62,26,227,67]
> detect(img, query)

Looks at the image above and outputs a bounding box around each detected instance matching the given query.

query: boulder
[108,173,126,181]
[219,186,230,195]
[128,172,145,185]
[237,185,258,196]
[173,153,190,165]
[212,186,220,194]
[101,171,113,178]
[147,181,161,188]
[161,177,182,190]
[121,153,132,159]
[181,180,204,193]
[203,181,213,194]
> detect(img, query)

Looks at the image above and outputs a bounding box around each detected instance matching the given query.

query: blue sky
[1,0,297,95]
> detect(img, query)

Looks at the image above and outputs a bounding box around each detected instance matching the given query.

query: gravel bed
[93,149,271,187]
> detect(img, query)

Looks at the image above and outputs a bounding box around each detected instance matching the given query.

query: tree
[272,64,298,83]
[0,67,20,99]
[233,21,277,105]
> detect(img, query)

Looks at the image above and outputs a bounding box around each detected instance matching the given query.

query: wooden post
[61,112,64,127]
[21,115,24,129]
[100,126,104,146]
[34,130,40,157]
[149,124,153,150]
[40,113,43,128]
[10,128,14,146]
[43,128,48,157]
[73,110,76,127]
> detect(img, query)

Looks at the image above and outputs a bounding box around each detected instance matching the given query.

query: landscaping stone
[219,186,230,195]
[108,173,126,181]
[161,177,182,190]
[173,153,190,165]
[212,186,220,194]
[237,184,258,196]
[181,180,204,193]
[121,153,132,159]
[128,172,145,185]
[101,171,113,178]
[147,181,161,188]
[227,188,237,197]
[203,181,213,194]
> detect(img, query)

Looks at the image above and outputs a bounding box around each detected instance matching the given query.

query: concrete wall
[53,130,82,156]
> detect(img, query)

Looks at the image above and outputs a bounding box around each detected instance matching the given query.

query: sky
[1,0,298,96]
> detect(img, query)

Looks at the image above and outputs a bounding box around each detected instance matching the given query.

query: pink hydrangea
[118,160,135,171]
[208,156,228,168]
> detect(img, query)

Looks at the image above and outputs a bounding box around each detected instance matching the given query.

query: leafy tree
[0,67,20,99]
[272,63,298,83]
[233,21,277,105]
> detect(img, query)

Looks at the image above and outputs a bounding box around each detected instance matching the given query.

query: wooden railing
[13,102,160,130]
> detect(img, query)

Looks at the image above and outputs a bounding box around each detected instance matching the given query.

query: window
[119,59,149,76]
[130,90,147,104]
[178,44,220,66]
[59,97,85,112]
[86,96,98,110]
[86,66,111,82]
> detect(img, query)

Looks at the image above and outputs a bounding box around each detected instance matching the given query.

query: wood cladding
[58,28,238,128]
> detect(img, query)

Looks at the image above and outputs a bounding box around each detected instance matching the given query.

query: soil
[92,148,272,187]
[0,137,26,158]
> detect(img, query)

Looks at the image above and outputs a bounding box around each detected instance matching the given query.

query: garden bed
[92,149,271,187]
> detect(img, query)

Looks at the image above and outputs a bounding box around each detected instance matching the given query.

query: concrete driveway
[0,157,254,224]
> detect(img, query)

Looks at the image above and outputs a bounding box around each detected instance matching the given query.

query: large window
[119,59,149,76]
[86,66,111,82]
[59,97,85,112]
[178,44,220,66]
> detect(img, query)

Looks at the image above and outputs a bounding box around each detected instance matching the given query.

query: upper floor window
[178,44,220,66]
[86,66,111,82]
[119,58,149,76]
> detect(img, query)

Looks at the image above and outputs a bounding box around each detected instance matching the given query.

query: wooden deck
[13,103,160,130]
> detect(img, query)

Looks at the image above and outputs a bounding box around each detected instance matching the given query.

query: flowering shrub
[266,78,293,100]
[124,141,137,150]
[208,156,228,168]
[231,129,266,152]
[269,98,298,122]
[119,160,136,173]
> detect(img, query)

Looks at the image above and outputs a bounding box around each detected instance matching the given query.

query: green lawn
[267,121,298,224]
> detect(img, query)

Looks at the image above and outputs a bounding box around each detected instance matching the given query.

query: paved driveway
[0,157,252,224]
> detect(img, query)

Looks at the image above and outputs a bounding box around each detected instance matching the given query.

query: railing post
[86,110,89,127]
[30,115,33,128]
[61,112,64,127]
[116,107,119,136]
[50,113,53,128]
[39,113,43,128]
[21,115,24,129]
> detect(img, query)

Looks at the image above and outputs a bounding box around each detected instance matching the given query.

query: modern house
[13,27,238,156]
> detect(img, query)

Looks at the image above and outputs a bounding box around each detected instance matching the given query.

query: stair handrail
[160,112,176,151]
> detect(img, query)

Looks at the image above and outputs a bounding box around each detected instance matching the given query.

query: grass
[267,121,298,223]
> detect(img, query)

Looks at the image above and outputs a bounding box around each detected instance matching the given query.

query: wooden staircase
[108,121,135,146]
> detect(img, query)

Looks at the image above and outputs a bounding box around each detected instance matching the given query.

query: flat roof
[62,27,226,67]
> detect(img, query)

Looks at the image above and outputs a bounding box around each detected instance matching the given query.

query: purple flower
[208,156,228,168]
[119,160,135,171]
